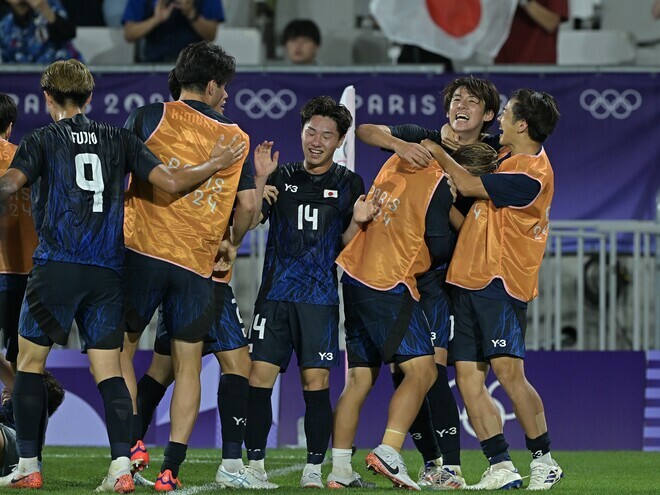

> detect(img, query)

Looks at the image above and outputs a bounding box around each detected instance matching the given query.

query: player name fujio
[70,131,98,145]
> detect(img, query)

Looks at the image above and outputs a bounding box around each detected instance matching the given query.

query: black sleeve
[124,104,164,141]
[125,132,161,180]
[237,159,256,192]
[481,173,541,208]
[46,13,76,43]
[424,177,455,267]
[389,124,442,145]
[9,131,44,186]
[343,173,365,230]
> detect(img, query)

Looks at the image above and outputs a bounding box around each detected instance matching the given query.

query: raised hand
[211,134,247,170]
[253,141,279,179]
[440,123,461,151]
[154,0,175,23]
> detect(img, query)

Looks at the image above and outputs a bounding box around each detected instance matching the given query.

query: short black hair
[510,89,560,143]
[300,95,352,138]
[44,370,65,418]
[174,41,235,95]
[0,93,17,135]
[442,76,500,131]
[168,69,181,100]
[282,19,321,46]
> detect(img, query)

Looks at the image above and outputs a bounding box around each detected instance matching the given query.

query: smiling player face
[300,115,344,174]
[448,86,494,137]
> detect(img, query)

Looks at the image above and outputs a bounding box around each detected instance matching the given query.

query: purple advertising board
[43,349,645,451]
[1,70,658,221]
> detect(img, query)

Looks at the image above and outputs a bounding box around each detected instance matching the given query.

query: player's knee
[491,358,525,388]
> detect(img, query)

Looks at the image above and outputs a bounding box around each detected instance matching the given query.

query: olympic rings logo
[234,88,297,119]
[449,379,516,439]
[579,89,641,120]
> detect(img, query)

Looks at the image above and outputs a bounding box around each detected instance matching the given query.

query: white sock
[222,458,244,473]
[331,448,353,477]
[304,463,322,474]
[492,460,516,471]
[535,452,554,465]
[249,459,265,471]
[18,457,39,475]
[444,464,462,476]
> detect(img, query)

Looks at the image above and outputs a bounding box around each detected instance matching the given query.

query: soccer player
[119,41,251,491]
[330,141,498,491]
[0,93,38,377]
[422,89,563,490]
[127,69,276,490]
[244,96,373,489]
[354,76,500,489]
[0,59,245,492]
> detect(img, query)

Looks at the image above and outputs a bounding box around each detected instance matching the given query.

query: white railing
[531,220,660,351]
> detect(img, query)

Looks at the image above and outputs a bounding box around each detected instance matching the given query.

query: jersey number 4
[75,153,104,212]
[297,204,318,231]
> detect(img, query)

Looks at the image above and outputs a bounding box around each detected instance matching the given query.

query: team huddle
[0,40,562,492]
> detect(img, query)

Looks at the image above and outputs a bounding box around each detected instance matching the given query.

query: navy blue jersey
[389,124,502,152]
[10,114,160,272]
[259,162,364,305]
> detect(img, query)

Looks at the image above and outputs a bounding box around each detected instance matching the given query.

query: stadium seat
[215,27,263,65]
[75,27,135,65]
[557,30,636,66]
[601,0,660,44]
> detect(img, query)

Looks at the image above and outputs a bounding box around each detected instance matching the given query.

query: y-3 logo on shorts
[233,417,247,426]
[492,339,507,347]
[318,352,334,360]
[284,183,298,193]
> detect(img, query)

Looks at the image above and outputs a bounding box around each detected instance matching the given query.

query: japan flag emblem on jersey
[324,189,338,198]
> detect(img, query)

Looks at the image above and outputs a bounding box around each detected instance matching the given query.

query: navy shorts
[122,251,214,344]
[0,274,28,361]
[249,299,339,372]
[449,287,527,362]
[19,262,123,351]
[342,283,433,368]
[155,282,247,355]
[417,269,452,350]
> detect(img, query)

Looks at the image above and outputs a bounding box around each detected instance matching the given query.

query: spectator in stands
[397,44,453,72]
[122,0,224,63]
[0,0,82,63]
[104,0,128,27]
[653,0,660,19]
[60,0,104,26]
[495,0,568,64]
[282,18,320,64]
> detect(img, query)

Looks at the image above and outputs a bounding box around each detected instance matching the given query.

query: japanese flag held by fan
[370,0,518,60]
[333,85,355,172]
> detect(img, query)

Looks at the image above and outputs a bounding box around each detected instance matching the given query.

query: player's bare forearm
[341,220,361,247]
[149,157,224,194]
[449,206,465,231]
[421,139,489,199]
[356,124,395,149]
[250,177,268,229]
[230,198,254,248]
[0,169,27,202]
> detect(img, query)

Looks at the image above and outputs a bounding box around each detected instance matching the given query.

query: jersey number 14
[297,204,318,231]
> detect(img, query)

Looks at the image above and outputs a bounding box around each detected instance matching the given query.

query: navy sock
[303,389,332,465]
[161,441,187,478]
[392,372,441,462]
[13,371,45,459]
[480,434,511,465]
[217,374,249,460]
[427,364,461,465]
[98,377,132,460]
[525,432,551,459]
[245,386,272,461]
[134,373,167,443]
[36,376,48,462]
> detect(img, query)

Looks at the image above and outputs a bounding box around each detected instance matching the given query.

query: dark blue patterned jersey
[9,114,161,272]
[259,162,364,305]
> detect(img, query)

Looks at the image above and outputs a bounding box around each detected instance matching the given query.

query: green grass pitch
[34,446,660,493]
